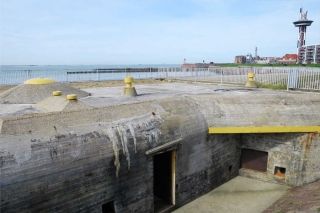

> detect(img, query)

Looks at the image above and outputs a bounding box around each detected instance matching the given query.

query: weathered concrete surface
[240,133,320,186]
[0,82,89,104]
[0,104,39,118]
[173,176,290,213]
[36,96,91,112]
[1,95,231,212]
[1,83,320,212]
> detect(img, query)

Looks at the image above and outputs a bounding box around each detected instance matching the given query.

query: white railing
[1,67,320,91]
[158,67,320,90]
[0,68,157,86]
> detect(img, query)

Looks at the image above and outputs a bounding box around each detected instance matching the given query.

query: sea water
[0,64,181,85]
[1,64,180,71]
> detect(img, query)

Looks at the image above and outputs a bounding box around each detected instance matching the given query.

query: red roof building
[278,54,297,64]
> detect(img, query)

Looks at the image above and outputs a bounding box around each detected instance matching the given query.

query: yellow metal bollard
[66,94,78,100]
[124,76,133,88]
[245,73,258,88]
[122,76,137,97]
[52,91,62,96]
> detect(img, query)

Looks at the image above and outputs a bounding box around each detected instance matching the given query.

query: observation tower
[293,8,313,63]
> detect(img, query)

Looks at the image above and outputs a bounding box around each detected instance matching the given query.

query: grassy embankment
[219,63,320,90]
[219,63,320,68]
[256,75,320,91]
[256,83,287,90]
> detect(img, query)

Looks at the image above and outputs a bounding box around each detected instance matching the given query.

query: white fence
[158,67,320,90]
[0,68,159,86]
[1,67,320,91]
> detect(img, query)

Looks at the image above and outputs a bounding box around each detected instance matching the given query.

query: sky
[1,0,320,65]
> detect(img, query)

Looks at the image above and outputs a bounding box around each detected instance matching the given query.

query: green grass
[257,83,287,90]
[317,207,320,212]
[219,63,320,68]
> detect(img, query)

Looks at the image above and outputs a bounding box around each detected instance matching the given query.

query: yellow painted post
[245,73,258,88]
[124,76,133,88]
[122,76,137,97]
[66,94,77,100]
[52,91,62,96]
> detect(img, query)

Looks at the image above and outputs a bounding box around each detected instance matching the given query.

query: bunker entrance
[153,150,175,213]
[102,201,115,213]
[240,149,268,172]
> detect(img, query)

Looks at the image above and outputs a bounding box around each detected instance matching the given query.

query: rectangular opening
[274,166,286,178]
[240,148,268,173]
[102,201,115,213]
[153,150,175,213]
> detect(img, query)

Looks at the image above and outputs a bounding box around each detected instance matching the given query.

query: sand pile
[0,83,90,104]
[36,95,91,112]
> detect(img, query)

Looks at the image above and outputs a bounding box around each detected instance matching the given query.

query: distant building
[299,44,320,64]
[256,58,269,64]
[278,54,297,64]
[246,53,253,63]
[181,63,196,68]
[255,57,277,64]
[255,47,258,59]
[234,56,246,64]
[293,8,313,63]
[181,62,214,69]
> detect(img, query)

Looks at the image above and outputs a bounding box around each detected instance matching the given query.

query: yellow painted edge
[208,126,320,134]
[24,78,56,85]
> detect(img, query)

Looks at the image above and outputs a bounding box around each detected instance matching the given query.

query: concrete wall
[239,133,320,186]
[175,134,240,206]
[1,92,320,212]
[0,98,239,212]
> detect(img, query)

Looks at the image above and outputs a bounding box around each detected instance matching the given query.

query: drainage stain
[214,89,253,93]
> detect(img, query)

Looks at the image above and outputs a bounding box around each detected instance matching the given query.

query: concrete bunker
[0,78,90,104]
[2,87,320,212]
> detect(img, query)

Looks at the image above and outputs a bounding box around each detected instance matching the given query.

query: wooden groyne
[67,67,158,74]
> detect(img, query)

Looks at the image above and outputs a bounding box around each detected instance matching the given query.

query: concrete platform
[0,82,318,118]
[79,83,300,107]
[173,176,290,213]
[0,83,257,117]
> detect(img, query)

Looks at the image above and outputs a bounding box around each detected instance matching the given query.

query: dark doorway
[153,150,175,212]
[240,149,268,172]
[102,201,115,213]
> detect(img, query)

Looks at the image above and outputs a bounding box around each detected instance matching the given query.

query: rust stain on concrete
[305,132,318,151]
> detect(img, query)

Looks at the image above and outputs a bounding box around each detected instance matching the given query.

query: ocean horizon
[1,64,181,71]
[0,64,185,85]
